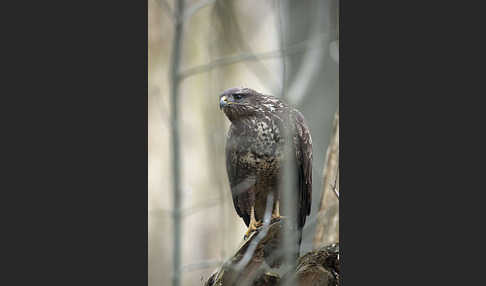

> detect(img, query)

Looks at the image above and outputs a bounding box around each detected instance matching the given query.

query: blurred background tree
[148,0,338,285]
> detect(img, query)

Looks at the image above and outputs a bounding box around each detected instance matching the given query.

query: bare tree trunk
[313,111,339,248]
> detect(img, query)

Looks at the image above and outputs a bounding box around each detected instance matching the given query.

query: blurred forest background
[148,0,339,285]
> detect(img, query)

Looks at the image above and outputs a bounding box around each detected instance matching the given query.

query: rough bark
[204,219,339,286]
[283,243,340,286]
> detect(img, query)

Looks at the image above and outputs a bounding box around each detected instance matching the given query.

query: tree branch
[178,36,325,80]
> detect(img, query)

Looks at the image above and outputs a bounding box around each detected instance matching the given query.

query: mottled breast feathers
[220,87,312,230]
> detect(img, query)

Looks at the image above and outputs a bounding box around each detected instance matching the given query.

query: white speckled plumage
[220,87,313,234]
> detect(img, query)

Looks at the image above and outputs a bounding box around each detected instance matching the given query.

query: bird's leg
[271,199,280,221]
[271,200,287,222]
[244,206,261,239]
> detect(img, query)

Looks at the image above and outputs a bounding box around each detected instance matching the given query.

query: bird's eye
[234,94,243,100]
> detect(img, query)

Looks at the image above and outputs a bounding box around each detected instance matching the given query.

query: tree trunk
[313,111,339,248]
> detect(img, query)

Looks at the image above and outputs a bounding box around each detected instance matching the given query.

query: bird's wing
[293,110,313,228]
[225,139,252,227]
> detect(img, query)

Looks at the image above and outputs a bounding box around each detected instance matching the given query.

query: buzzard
[219,87,312,242]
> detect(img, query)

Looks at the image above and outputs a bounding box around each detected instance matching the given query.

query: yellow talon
[244,220,262,239]
[244,206,262,239]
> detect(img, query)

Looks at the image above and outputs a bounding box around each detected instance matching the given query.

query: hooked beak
[219,95,228,110]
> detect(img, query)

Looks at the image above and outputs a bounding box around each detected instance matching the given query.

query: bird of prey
[219,87,312,241]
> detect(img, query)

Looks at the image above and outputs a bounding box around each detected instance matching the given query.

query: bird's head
[219,87,274,122]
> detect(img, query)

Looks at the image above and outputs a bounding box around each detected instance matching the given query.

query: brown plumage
[219,87,312,242]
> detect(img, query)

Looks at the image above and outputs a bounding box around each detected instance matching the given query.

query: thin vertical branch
[281,128,297,286]
[169,0,184,285]
[276,0,287,100]
[276,1,297,283]
[233,193,274,272]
